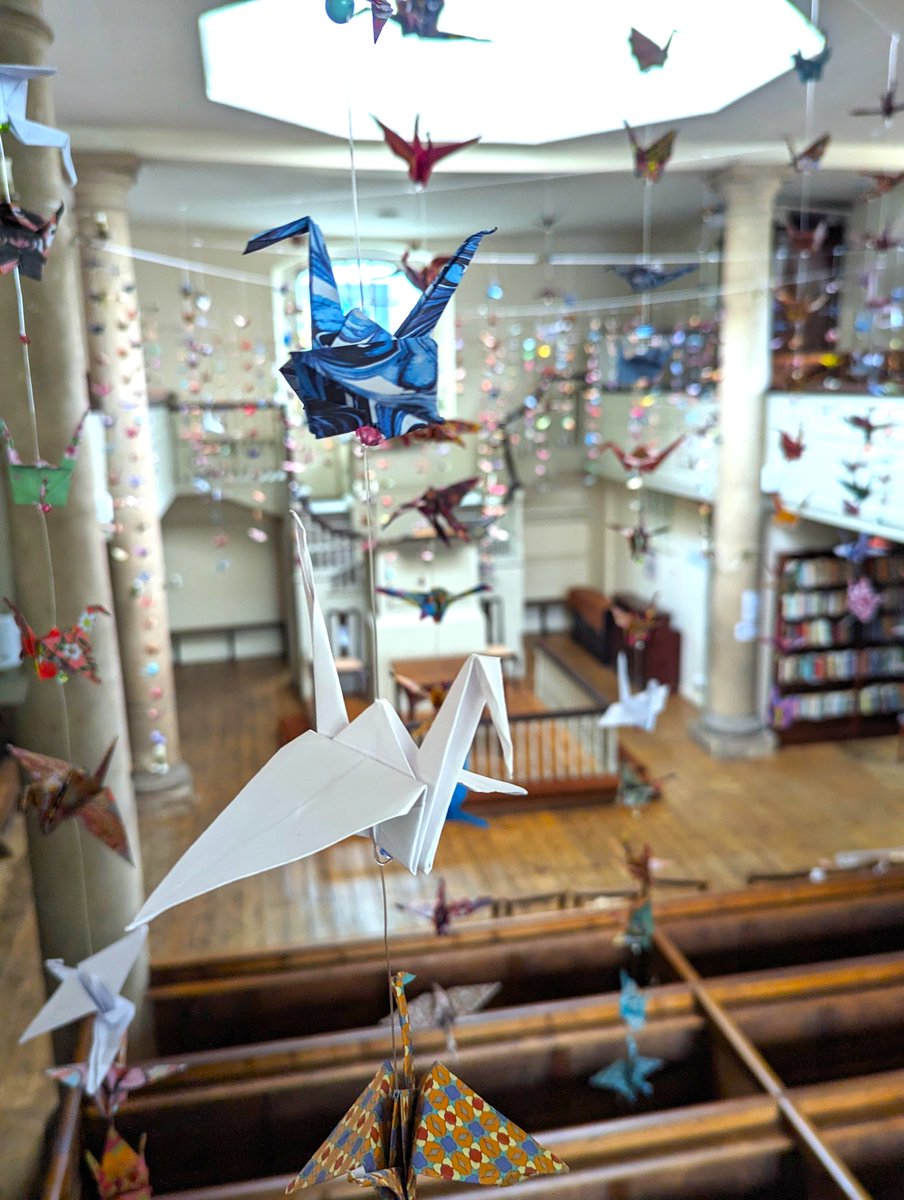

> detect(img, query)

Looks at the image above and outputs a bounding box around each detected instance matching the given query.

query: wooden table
[390,650,519,718]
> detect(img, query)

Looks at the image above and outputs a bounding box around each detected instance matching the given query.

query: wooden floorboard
[144,641,904,963]
[3,638,904,1197]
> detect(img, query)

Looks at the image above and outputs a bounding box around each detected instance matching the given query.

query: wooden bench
[149,877,904,1052]
[75,944,904,1199]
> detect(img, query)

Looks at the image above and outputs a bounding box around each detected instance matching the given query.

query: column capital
[74,152,141,212]
[0,4,53,47]
[709,163,788,208]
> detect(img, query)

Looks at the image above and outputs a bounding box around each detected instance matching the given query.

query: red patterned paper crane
[373,115,480,188]
[5,597,109,683]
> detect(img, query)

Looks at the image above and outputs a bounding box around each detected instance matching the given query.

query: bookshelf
[771,548,904,745]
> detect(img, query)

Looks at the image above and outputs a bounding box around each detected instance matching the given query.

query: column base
[688,717,777,760]
[133,760,194,801]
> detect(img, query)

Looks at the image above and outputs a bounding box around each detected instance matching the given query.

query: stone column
[0,2,147,1032]
[690,167,784,758]
[73,153,191,796]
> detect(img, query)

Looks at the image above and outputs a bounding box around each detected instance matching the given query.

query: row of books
[776,646,904,685]
[781,590,851,620]
[780,555,904,590]
[785,683,904,723]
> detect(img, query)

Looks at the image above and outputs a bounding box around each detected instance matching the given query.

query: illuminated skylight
[199,0,824,146]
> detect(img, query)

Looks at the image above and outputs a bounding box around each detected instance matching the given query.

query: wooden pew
[150,877,904,1053]
[88,957,904,1195]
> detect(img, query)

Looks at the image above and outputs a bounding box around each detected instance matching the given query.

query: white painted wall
[163,497,283,663]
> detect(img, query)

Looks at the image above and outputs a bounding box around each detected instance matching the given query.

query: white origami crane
[0,65,77,186]
[127,514,524,928]
[598,652,669,733]
[20,926,147,1093]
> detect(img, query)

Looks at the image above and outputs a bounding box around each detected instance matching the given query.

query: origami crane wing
[377,586,431,616]
[20,926,147,1044]
[787,133,830,171]
[373,116,419,171]
[412,1062,566,1186]
[76,788,132,863]
[589,1041,663,1102]
[395,229,493,339]
[128,720,426,927]
[446,894,492,918]
[0,65,77,186]
[374,653,519,874]
[629,28,673,71]
[8,742,74,809]
[291,1061,396,1192]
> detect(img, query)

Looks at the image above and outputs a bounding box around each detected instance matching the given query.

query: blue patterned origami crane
[244,216,493,442]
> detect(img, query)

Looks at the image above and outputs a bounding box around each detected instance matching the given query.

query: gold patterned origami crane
[86,1126,151,1200]
[291,972,567,1197]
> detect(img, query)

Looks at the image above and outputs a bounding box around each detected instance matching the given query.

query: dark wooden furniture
[41,877,904,1200]
[771,548,904,745]
[565,588,681,692]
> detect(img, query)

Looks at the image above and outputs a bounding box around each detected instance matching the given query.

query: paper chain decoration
[245,216,492,441]
[128,516,523,927]
[291,971,566,1196]
[0,410,87,509]
[9,739,133,862]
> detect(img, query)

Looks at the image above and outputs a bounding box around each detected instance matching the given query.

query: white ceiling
[40,0,904,244]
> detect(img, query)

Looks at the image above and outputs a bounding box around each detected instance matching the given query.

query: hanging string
[361,445,381,701]
[640,181,654,325]
[848,0,899,39]
[373,841,399,1086]
[0,131,95,955]
[887,32,900,93]
[347,107,366,309]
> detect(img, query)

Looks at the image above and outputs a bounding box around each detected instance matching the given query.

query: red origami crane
[611,599,659,649]
[394,419,480,448]
[778,426,806,461]
[600,434,687,476]
[785,133,831,173]
[6,597,109,683]
[400,248,453,292]
[373,115,480,187]
[385,476,478,543]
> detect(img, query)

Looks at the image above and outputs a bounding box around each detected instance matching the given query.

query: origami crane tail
[290,512,348,739]
[616,652,631,703]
